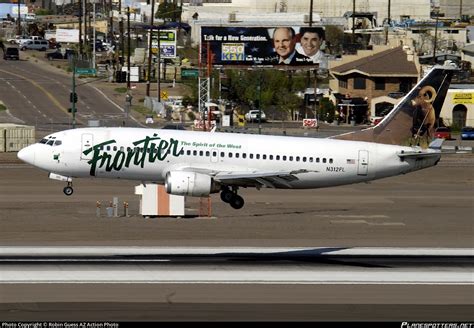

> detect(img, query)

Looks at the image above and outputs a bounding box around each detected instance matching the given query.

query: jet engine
[165,171,220,197]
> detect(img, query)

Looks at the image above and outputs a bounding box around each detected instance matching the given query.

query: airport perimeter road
[0,54,137,132]
[0,153,472,247]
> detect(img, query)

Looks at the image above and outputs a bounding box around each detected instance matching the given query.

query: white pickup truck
[16,36,44,47]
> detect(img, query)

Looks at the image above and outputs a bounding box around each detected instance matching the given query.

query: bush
[0,104,6,111]
[319,97,335,123]
[114,87,128,94]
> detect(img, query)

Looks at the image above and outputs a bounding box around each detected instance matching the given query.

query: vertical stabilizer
[333,66,456,148]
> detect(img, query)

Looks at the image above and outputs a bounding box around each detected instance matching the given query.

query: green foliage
[324,25,345,55]
[132,104,153,115]
[0,104,6,111]
[114,87,128,94]
[223,69,304,119]
[156,2,182,22]
[319,97,336,123]
[35,8,53,15]
[187,110,196,121]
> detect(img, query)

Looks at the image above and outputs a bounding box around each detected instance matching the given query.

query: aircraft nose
[17,145,35,165]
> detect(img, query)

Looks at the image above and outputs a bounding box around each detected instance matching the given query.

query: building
[330,46,419,120]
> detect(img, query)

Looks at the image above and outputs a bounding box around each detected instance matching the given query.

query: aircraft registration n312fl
[18,66,455,209]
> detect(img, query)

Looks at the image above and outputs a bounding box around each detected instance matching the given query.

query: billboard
[56,29,79,43]
[151,30,177,58]
[201,26,326,67]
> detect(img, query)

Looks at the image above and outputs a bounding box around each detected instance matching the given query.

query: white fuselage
[20,127,440,190]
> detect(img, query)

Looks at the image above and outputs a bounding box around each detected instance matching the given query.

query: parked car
[245,109,266,123]
[20,40,48,51]
[460,126,474,140]
[3,47,19,60]
[433,127,452,140]
[45,50,64,60]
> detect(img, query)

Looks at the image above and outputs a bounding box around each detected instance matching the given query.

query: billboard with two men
[201,26,326,67]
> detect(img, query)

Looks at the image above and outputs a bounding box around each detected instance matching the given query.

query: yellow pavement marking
[0,68,81,123]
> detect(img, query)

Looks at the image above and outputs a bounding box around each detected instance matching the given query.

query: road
[0,52,137,133]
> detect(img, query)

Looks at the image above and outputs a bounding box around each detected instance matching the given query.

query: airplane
[17,66,455,209]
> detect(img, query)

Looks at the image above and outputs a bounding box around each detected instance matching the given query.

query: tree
[156,1,182,22]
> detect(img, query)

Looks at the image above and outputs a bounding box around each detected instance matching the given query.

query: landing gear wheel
[220,189,234,203]
[63,186,74,196]
[229,194,244,209]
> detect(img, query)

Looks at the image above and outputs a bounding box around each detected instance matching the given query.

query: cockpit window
[39,139,48,144]
[47,140,54,145]
[54,140,62,146]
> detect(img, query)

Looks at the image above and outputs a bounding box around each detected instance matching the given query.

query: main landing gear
[220,186,244,209]
[63,182,73,196]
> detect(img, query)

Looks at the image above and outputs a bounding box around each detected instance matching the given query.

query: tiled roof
[331,47,418,77]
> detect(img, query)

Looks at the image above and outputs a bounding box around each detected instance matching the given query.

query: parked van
[3,47,19,60]
[20,40,48,51]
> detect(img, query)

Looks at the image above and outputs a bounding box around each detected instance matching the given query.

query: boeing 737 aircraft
[18,66,455,209]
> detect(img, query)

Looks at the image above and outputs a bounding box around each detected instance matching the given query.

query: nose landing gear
[220,186,245,209]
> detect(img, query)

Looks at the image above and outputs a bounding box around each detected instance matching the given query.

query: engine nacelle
[165,171,220,197]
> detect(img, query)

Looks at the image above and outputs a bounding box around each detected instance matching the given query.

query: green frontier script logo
[83,134,182,176]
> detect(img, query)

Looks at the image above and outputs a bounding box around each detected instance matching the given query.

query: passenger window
[256,154,260,160]
[283,156,287,161]
[289,156,293,161]
[316,157,320,163]
[235,153,239,158]
[180,149,185,155]
[263,154,267,160]
[220,152,225,157]
[269,155,273,160]
[107,146,111,151]
[205,151,210,157]
[229,152,233,158]
[113,146,118,151]
[193,150,197,156]
[127,147,131,152]
[309,157,313,162]
[329,159,333,164]
[199,150,203,156]
[302,157,306,162]
[296,156,300,161]
[212,151,217,157]
[250,154,253,159]
[323,158,327,163]
[276,155,280,160]
[242,153,247,159]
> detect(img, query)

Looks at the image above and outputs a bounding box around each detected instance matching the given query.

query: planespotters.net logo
[401,323,474,328]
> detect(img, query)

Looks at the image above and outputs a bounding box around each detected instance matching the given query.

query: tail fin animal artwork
[333,66,456,147]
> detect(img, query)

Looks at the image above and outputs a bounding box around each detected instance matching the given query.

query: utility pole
[127,6,131,91]
[108,0,113,43]
[92,1,96,69]
[17,0,21,36]
[385,0,391,45]
[79,0,83,56]
[146,0,155,96]
[433,8,439,65]
[460,0,463,20]
[71,57,77,129]
[352,0,356,44]
[119,1,124,67]
[158,29,161,102]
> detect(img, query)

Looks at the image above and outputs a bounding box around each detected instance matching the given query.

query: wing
[176,167,316,189]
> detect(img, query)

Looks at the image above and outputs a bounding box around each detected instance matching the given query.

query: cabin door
[357,150,369,176]
[80,133,94,160]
